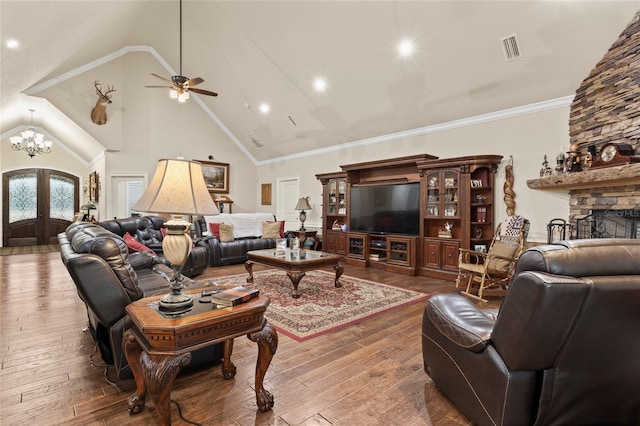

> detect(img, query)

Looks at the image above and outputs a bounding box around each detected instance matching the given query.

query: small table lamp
[294,196,312,231]
[132,159,218,313]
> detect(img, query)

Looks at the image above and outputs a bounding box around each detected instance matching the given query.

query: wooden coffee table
[246,249,344,298]
[124,289,278,425]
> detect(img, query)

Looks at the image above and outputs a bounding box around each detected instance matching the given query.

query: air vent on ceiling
[500,33,522,61]
[246,133,264,148]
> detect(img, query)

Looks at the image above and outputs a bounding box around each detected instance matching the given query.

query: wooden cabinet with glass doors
[417,155,503,280]
[316,172,348,255]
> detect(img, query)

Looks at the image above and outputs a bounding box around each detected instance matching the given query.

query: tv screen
[349,183,420,235]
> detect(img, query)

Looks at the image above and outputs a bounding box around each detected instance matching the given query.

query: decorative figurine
[564,143,582,173]
[555,149,566,174]
[540,155,554,177]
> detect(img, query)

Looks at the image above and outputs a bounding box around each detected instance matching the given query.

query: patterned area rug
[211,270,431,342]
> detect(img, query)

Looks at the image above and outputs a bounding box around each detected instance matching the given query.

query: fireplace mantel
[527,163,640,190]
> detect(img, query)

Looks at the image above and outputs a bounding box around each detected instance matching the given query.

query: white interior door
[277,177,299,231]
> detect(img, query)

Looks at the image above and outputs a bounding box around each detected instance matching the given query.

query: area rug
[211,270,431,342]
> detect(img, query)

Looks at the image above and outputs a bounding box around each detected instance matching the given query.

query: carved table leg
[124,329,146,415]
[334,262,344,288]
[140,351,192,426]
[286,271,306,298]
[247,322,278,412]
[221,338,237,379]
[245,261,254,283]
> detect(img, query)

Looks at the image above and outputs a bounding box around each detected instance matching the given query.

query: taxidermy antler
[90,80,115,125]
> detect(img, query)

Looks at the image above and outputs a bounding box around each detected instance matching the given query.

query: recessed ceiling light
[398,38,414,57]
[259,103,270,114]
[6,39,19,49]
[313,77,327,92]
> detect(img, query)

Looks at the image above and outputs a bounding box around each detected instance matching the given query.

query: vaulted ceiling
[1,1,638,163]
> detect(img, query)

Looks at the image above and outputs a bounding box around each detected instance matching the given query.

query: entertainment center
[316,154,503,278]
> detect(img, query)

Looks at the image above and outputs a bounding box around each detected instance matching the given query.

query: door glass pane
[9,173,38,223]
[49,175,75,220]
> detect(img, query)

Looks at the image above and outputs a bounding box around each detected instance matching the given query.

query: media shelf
[317,154,502,280]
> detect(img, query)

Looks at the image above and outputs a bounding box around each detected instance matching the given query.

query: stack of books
[210,287,259,307]
[476,207,487,222]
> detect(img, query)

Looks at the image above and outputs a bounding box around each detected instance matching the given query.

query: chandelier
[10,109,52,158]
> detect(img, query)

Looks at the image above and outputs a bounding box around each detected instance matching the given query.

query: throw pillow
[262,221,282,239]
[219,223,235,243]
[266,220,285,237]
[486,241,517,274]
[123,232,156,255]
[209,222,222,239]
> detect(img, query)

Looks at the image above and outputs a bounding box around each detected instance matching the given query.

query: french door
[2,169,79,246]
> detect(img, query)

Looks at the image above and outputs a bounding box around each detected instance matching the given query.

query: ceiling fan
[145,0,218,102]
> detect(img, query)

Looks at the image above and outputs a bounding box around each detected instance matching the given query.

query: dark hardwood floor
[0,248,499,425]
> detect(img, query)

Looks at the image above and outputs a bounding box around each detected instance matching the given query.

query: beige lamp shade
[132,159,218,215]
[294,197,312,211]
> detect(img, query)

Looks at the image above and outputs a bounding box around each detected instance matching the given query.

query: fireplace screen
[576,210,640,239]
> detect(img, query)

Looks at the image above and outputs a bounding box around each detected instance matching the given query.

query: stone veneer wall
[566,10,640,231]
[569,10,640,154]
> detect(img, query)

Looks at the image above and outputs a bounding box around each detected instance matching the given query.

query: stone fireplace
[527,10,640,239]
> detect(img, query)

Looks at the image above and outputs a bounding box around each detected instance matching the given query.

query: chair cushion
[219,224,235,242]
[486,241,517,273]
[262,221,281,239]
[123,232,156,255]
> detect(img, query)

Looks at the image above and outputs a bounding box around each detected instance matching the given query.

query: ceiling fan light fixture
[145,0,218,102]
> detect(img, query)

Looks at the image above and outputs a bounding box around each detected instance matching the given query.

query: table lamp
[294,196,312,231]
[132,159,218,313]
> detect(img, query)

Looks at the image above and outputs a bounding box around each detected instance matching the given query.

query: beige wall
[2,52,572,245]
[256,105,572,243]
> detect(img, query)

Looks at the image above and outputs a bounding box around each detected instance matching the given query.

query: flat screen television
[349,183,420,235]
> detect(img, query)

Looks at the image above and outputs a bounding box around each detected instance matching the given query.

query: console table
[124,290,278,425]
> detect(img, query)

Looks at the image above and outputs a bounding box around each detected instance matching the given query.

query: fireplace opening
[576,209,640,239]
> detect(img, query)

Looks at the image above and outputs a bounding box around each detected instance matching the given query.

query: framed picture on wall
[197,160,229,194]
[89,171,99,202]
[261,183,272,205]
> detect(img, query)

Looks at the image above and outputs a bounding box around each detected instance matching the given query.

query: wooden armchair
[455,215,529,302]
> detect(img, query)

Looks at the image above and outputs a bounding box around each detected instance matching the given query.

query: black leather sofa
[193,215,278,266]
[421,238,640,425]
[99,215,209,277]
[59,222,223,380]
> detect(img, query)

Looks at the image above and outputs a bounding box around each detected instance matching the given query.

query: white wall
[37,52,258,216]
[256,105,572,243]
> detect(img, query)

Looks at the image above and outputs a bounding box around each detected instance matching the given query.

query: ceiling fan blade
[145,85,174,89]
[150,73,173,83]
[189,87,218,97]
[187,77,204,86]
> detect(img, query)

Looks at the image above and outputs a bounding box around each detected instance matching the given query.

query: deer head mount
[90,80,115,125]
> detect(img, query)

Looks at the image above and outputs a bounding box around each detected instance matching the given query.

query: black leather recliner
[422,238,640,425]
[59,222,223,380]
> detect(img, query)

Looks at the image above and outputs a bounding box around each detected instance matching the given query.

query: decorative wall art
[261,183,272,205]
[89,171,99,202]
[198,160,229,194]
